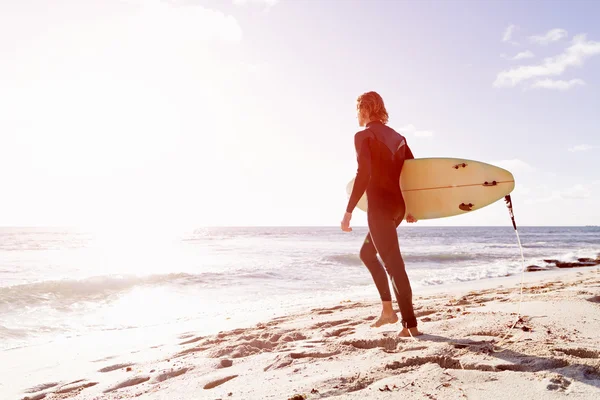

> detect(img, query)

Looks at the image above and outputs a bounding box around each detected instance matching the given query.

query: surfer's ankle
[399,326,422,337]
[381,300,394,313]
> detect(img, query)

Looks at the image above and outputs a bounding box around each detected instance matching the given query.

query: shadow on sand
[403,333,600,389]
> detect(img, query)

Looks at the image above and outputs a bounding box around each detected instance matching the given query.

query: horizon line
[0,225,597,229]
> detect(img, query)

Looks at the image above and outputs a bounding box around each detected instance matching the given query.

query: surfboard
[346,157,515,220]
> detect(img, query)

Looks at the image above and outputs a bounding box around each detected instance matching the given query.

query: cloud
[398,124,433,138]
[561,184,592,199]
[569,144,596,152]
[530,28,568,45]
[524,193,556,205]
[502,24,517,43]
[525,183,593,204]
[161,4,243,42]
[233,0,279,6]
[511,50,535,60]
[531,78,585,90]
[112,1,244,43]
[493,34,600,88]
[502,50,535,60]
[120,1,246,38]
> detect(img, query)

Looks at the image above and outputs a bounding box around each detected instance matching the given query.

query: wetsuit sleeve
[346,133,372,213]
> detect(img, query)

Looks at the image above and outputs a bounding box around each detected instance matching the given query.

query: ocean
[1,226,599,352]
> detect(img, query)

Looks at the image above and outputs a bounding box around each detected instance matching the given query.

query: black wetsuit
[346,120,417,329]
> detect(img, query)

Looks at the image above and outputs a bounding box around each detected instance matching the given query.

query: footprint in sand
[415,309,436,318]
[175,345,210,358]
[98,363,135,373]
[23,381,98,400]
[179,333,195,339]
[209,340,275,359]
[312,305,345,312]
[420,313,447,322]
[343,337,403,351]
[325,327,355,337]
[184,330,308,360]
[324,374,374,393]
[386,355,464,371]
[63,379,85,386]
[470,330,504,337]
[216,328,247,339]
[546,375,571,391]
[580,365,600,380]
[22,395,47,400]
[343,321,363,327]
[103,377,150,393]
[256,330,306,343]
[554,347,600,359]
[203,375,238,390]
[290,350,341,359]
[311,319,350,329]
[24,383,59,393]
[496,358,568,372]
[55,381,98,394]
[264,354,294,371]
[179,335,205,345]
[446,297,471,306]
[91,355,116,363]
[587,295,600,303]
[474,297,495,304]
[288,394,308,400]
[153,368,190,383]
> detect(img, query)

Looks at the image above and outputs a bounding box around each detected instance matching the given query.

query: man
[341,91,421,337]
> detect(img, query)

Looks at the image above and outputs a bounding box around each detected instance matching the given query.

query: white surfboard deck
[346,157,515,220]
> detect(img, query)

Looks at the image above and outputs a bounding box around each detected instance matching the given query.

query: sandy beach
[5,266,598,400]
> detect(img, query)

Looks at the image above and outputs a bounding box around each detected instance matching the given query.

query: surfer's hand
[341,212,353,232]
[406,214,417,223]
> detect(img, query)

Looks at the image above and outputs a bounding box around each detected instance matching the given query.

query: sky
[1,0,599,229]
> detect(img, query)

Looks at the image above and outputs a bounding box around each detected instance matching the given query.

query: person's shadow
[404,333,600,390]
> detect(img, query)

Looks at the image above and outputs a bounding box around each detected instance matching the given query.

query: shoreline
[5,265,600,399]
[5,263,597,353]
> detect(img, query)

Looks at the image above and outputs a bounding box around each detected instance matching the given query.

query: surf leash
[495,194,527,349]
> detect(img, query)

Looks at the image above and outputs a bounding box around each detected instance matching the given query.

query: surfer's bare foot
[370,312,399,327]
[370,301,398,327]
[399,327,422,337]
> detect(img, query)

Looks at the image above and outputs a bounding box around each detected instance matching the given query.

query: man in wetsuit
[341,91,421,338]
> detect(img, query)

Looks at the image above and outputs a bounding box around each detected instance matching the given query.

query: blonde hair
[356,91,389,124]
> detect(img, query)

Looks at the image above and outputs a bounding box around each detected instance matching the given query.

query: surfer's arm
[345,133,372,213]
